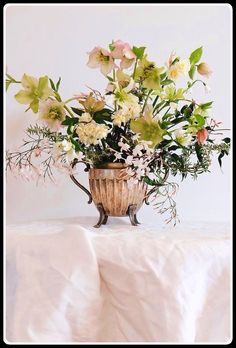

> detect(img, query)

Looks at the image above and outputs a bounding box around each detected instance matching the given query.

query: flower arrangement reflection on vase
[6,40,230,227]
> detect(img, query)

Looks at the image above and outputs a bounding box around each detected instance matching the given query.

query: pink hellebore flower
[197,128,208,145]
[111,40,136,69]
[87,47,116,76]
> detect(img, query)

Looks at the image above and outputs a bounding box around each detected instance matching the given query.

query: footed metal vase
[70,161,147,228]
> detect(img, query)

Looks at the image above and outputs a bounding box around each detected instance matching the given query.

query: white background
[5,4,232,224]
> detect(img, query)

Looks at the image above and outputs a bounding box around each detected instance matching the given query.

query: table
[5,217,231,343]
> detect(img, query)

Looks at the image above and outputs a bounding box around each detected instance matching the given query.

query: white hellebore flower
[53,139,79,161]
[168,59,190,80]
[173,129,192,146]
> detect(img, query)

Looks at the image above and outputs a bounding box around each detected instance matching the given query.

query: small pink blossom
[197,128,208,144]
[210,118,222,128]
[87,46,116,76]
[111,40,136,69]
[34,147,42,157]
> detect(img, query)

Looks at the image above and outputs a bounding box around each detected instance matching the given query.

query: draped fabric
[6,218,231,343]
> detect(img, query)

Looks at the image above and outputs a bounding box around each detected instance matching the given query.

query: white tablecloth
[6,217,231,344]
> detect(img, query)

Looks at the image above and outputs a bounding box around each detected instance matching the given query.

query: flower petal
[15,90,34,104]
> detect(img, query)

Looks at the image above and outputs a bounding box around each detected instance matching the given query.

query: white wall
[5,4,232,224]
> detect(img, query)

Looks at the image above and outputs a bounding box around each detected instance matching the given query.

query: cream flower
[76,121,109,145]
[79,112,93,123]
[168,59,190,80]
[39,100,66,130]
[173,129,192,146]
[112,99,141,126]
[53,140,82,162]
[112,109,127,126]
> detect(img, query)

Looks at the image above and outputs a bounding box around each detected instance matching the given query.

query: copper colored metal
[70,163,147,228]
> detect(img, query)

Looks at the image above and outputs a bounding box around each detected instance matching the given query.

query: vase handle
[70,159,93,204]
[144,167,169,205]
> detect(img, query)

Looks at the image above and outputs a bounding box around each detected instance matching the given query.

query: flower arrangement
[6,40,230,224]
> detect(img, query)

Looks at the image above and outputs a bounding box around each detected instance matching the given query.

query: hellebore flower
[77,93,105,113]
[130,105,165,148]
[15,74,54,113]
[39,100,66,130]
[111,40,136,69]
[87,47,116,76]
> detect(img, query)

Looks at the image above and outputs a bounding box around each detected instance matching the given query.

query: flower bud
[197,128,208,144]
[197,63,212,78]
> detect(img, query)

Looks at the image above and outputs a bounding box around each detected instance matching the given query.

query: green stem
[152,95,159,108]
[153,100,166,115]
[178,98,199,106]
[64,105,74,117]
[132,58,138,79]
[185,79,206,92]
[158,102,169,114]
[64,97,77,104]
[142,90,152,112]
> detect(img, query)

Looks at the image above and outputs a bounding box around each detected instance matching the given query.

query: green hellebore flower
[142,67,163,91]
[134,55,164,91]
[15,74,54,113]
[160,85,185,102]
[130,106,165,148]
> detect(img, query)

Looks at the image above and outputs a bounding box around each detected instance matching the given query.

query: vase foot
[127,204,140,226]
[94,203,108,228]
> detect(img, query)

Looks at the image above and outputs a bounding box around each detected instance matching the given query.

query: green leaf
[195,114,205,127]
[199,101,213,110]
[189,65,196,80]
[56,77,61,91]
[189,47,203,65]
[160,72,167,80]
[195,143,203,162]
[132,46,146,59]
[6,80,11,91]
[54,91,62,102]
[171,57,180,66]
[71,107,83,116]
[143,176,155,186]
[161,79,174,86]
[61,116,79,126]
[6,73,16,81]
[168,145,179,151]
[70,137,82,152]
[218,150,225,167]
[49,78,56,91]
[93,109,112,124]
[106,75,114,82]
[109,41,115,51]
[67,125,73,135]
[222,137,231,144]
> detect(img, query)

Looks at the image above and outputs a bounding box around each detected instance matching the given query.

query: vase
[70,161,147,228]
